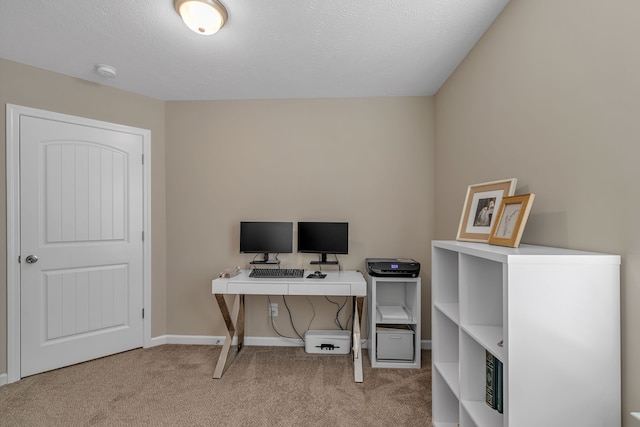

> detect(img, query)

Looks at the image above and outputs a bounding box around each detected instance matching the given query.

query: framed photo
[488,194,535,248]
[456,178,517,242]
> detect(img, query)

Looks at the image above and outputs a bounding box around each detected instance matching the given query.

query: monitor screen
[240,222,293,255]
[297,222,349,254]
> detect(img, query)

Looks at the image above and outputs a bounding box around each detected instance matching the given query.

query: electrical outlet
[269,302,278,317]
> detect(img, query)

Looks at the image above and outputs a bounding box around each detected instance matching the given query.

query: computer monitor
[240,221,293,264]
[297,222,348,265]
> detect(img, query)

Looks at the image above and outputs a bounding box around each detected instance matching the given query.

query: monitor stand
[310,254,339,265]
[250,253,281,265]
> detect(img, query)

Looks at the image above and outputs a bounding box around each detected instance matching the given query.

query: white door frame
[5,104,152,383]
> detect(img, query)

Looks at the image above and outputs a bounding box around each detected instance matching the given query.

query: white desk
[211,269,367,382]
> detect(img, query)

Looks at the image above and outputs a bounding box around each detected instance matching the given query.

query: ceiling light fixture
[175,0,228,35]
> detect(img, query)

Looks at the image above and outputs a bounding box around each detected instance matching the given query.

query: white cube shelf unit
[367,274,421,368]
[431,240,620,427]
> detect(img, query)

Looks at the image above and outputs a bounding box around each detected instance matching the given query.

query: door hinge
[142,231,144,241]
[142,308,145,319]
[141,154,144,164]
[18,255,21,264]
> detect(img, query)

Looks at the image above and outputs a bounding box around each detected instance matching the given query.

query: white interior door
[19,115,144,377]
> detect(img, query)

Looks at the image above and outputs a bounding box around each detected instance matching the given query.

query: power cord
[267,295,352,342]
[267,296,317,342]
[324,296,348,330]
[283,296,304,340]
[267,296,298,340]
[305,296,316,331]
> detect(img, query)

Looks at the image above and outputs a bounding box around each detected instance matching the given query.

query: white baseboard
[148,334,432,350]
[147,334,224,347]
[0,373,7,387]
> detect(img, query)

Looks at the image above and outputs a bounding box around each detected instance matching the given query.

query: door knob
[25,255,38,264]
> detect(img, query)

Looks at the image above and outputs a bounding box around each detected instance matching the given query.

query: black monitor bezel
[240,221,293,263]
[297,221,349,256]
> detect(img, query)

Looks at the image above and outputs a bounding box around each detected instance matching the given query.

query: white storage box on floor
[305,330,351,354]
[376,325,415,361]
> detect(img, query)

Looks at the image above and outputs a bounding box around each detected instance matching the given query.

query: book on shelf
[496,357,503,414]
[486,350,496,409]
[486,349,504,413]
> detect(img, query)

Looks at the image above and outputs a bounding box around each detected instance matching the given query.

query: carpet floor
[0,345,432,426]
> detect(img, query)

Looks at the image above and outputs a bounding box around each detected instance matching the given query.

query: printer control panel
[366,258,420,277]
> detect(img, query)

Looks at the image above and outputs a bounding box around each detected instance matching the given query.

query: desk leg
[352,296,365,383]
[213,294,245,379]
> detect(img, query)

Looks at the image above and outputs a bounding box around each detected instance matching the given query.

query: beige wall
[165,98,435,339]
[434,0,640,424]
[0,59,168,375]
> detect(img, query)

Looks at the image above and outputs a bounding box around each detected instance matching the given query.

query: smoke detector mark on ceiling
[95,64,117,78]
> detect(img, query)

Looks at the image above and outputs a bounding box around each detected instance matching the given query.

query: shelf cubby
[367,275,421,368]
[432,309,460,400]
[432,368,459,427]
[461,400,502,427]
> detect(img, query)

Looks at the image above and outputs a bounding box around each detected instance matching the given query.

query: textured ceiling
[0,0,509,101]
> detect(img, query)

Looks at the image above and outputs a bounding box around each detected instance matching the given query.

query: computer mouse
[314,271,321,275]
